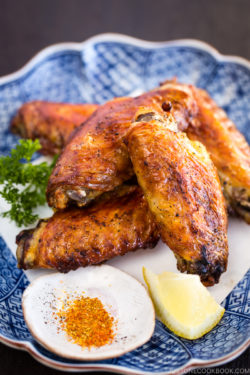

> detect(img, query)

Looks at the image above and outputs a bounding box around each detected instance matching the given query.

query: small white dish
[22,265,155,361]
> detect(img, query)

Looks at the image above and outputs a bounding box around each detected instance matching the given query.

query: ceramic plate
[0,34,249,374]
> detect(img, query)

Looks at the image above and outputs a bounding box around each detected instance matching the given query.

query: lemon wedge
[143,267,225,340]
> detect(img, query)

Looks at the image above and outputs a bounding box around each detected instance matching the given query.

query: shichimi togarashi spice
[57,295,116,349]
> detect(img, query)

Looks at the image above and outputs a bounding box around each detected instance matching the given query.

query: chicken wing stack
[46,83,198,209]
[13,82,250,223]
[13,78,250,285]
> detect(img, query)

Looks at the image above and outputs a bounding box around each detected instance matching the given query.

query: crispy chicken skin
[127,110,228,286]
[161,80,250,223]
[186,86,250,223]
[11,101,98,155]
[47,84,198,209]
[13,82,249,223]
[16,186,159,272]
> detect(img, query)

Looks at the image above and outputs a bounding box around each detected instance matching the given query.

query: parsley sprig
[0,139,57,226]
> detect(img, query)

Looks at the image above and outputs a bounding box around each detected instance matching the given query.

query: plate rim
[1,333,249,374]
[0,33,249,86]
[0,33,249,373]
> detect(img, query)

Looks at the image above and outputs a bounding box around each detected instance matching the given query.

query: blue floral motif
[116,322,191,372]
[0,36,249,373]
[0,237,31,341]
[223,270,250,316]
[183,312,250,359]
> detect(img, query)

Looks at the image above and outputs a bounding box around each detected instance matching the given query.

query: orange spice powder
[57,296,116,349]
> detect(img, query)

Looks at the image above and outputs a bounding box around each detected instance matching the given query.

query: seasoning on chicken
[12,81,250,224]
[127,109,228,286]
[187,86,250,223]
[16,186,159,272]
[47,84,198,209]
[160,80,250,223]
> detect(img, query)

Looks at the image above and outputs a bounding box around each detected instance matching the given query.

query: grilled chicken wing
[160,80,250,223]
[47,84,198,209]
[187,86,250,223]
[16,186,159,272]
[127,109,228,286]
[13,82,249,223]
[11,101,98,155]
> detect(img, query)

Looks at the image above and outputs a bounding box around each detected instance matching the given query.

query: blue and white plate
[0,34,249,373]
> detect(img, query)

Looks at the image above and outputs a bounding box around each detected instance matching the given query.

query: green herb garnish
[0,139,57,226]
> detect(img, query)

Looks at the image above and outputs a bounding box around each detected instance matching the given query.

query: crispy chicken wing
[127,109,228,286]
[47,84,198,209]
[187,86,250,223]
[16,186,159,272]
[11,101,98,155]
[13,82,249,222]
[161,80,250,223]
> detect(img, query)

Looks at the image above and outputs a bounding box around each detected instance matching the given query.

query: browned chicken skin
[159,81,250,223]
[47,84,198,209]
[11,101,98,155]
[16,186,159,272]
[187,86,250,223]
[11,81,250,224]
[14,90,232,284]
[127,109,228,286]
